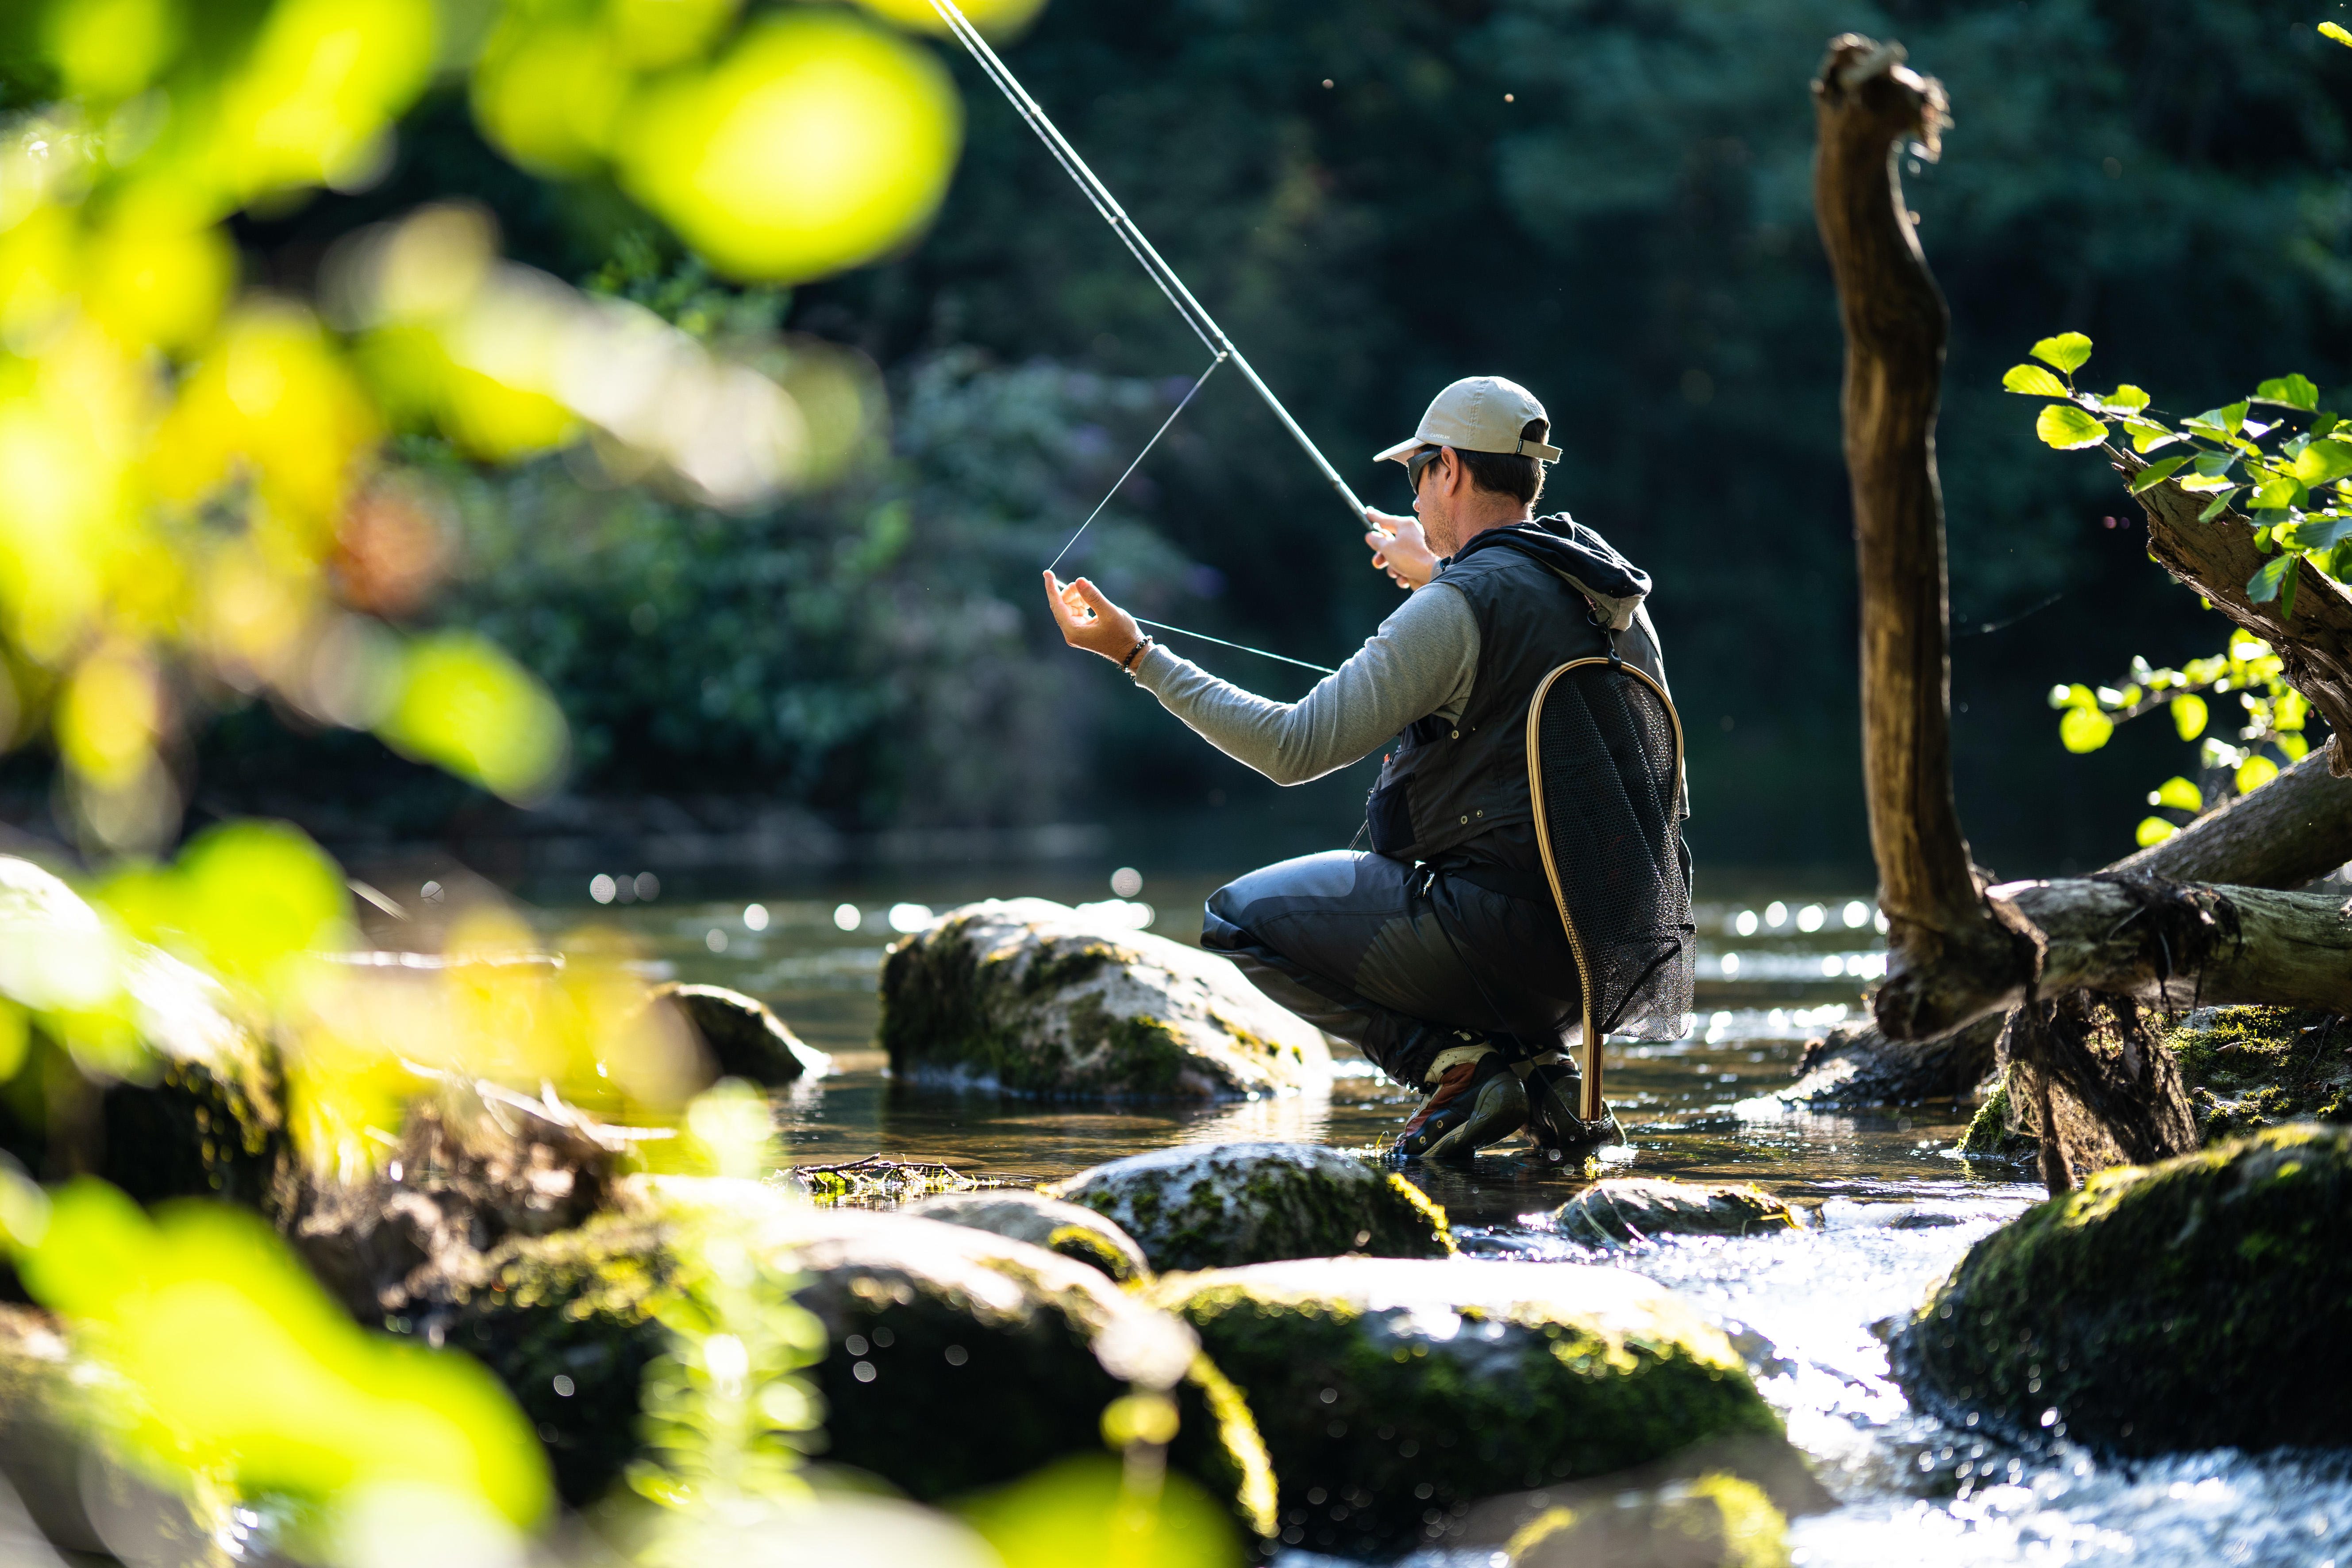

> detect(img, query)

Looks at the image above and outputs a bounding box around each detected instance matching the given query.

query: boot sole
[1417,1073,1530,1162]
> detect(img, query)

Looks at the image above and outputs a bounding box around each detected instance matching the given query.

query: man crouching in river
[1044,376,1671,1161]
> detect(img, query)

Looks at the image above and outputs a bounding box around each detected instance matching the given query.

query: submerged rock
[1149,1256,1781,1557]
[902,1190,1151,1283]
[878,899,1330,1101]
[654,983,830,1086]
[1893,1122,2352,1453]
[434,1179,1274,1531]
[1044,1142,1452,1273]
[1554,1179,1801,1247]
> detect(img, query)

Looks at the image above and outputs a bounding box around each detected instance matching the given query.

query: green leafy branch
[2008,332,2352,620]
[2046,628,2310,847]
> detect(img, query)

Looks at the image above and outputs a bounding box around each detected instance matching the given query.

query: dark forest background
[176,0,2352,878]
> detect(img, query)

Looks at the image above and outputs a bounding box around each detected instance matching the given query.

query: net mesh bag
[1528,659,1695,1043]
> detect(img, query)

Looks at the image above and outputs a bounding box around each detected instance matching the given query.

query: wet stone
[654,982,831,1086]
[1553,1178,1801,1247]
[1893,1122,2352,1455]
[902,1190,1152,1283]
[878,898,1331,1101]
[1043,1141,1452,1274]
[1148,1256,1782,1558]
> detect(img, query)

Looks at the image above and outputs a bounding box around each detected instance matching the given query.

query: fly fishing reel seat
[1525,654,1697,1120]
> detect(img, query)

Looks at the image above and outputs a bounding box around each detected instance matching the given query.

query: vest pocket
[1365,775,1417,855]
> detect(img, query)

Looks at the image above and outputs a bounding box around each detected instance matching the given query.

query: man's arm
[1129,586,1479,785]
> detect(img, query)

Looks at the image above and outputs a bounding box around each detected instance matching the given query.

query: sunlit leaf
[2170,693,2208,740]
[2237,754,2280,793]
[2275,515,2352,555]
[2279,732,2310,762]
[2029,333,2093,375]
[2250,473,2308,512]
[2101,384,2152,413]
[2290,438,2352,485]
[377,632,569,802]
[960,1455,1240,1568]
[617,12,964,284]
[2247,552,2298,606]
[2059,705,2113,753]
[2257,374,2321,410]
[2153,775,2203,812]
[2134,816,2176,848]
[2002,363,2068,397]
[470,18,636,177]
[15,1181,551,1528]
[2197,488,2239,521]
[2127,456,2189,494]
[2035,404,2108,451]
[2326,19,2352,45]
[212,0,439,199]
[855,0,1053,37]
[41,0,183,106]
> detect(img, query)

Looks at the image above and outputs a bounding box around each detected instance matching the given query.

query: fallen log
[1782,748,2352,1105]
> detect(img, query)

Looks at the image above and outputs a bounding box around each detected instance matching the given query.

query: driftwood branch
[2127,463,2352,777]
[1785,749,2352,1104]
[1812,37,2034,1042]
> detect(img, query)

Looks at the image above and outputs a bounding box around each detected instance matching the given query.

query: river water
[506,866,2352,1568]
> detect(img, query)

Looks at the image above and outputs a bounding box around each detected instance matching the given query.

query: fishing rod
[925,0,1370,527]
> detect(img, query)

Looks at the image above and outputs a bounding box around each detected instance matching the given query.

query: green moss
[1958,1072,2037,1161]
[2171,1007,2349,1144]
[1159,1273,1779,1557]
[1893,1122,2352,1453]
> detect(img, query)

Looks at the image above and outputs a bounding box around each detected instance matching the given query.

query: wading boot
[1394,1040,1527,1162]
[1515,1052,1624,1161]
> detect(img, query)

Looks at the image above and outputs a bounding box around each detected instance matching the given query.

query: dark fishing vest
[1363,531,1617,865]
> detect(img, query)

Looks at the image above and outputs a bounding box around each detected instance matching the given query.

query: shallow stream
[500,866,2351,1568]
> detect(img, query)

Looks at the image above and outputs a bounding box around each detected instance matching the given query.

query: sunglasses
[1405,445,1448,494]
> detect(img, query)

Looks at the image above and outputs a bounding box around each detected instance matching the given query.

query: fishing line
[1044,352,1225,574]
[1133,618,1337,675]
[924,0,1369,524]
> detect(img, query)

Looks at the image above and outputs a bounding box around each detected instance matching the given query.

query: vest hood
[1447,516,1651,631]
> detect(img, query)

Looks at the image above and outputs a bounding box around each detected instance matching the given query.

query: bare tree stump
[1813,37,2036,1042]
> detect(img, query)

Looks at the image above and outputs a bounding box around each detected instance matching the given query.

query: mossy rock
[902,1190,1151,1283]
[1892,1122,2352,1454]
[0,857,291,1217]
[654,983,829,1086]
[1553,1180,1800,1246]
[878,899,1331,1101]
[2170,1006,2352,1143]
[1043,1142,1452,1273]
[432,1179,1274,1534]
[1148,1257,1782,1559]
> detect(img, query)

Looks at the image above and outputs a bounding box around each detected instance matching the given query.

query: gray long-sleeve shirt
[1132,578,1668,786]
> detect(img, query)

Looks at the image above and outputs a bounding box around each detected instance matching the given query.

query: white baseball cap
[1374,375,1561,464]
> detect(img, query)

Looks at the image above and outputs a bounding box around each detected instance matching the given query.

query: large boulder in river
[1044,1142,1452,1273]
[879,899,1331,1100]
[1148,1257,1781,1559]
[1892,1122,2352,1454]
[654,982,829,1085]
[433,1178,1274,1533]
[903,1190,1151,1283]
[1554,1179,1802,1247]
